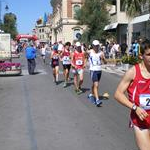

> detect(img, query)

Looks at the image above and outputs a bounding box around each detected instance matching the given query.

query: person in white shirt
[41,44,46,63]
[57,41,64,53]
[87,40,107,106]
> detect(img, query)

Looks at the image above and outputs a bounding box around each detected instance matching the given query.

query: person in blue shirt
[25,43,37,75]
[132,40,139,57]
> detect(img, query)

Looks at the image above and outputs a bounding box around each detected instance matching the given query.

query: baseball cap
[75,42,81,47]
[92,40,100,46]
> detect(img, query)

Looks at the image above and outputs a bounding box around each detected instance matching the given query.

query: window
[73,5,80,18]
[73,29,81,40]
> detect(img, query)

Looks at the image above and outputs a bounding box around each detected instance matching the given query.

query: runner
[114,40,150,150]
[41,44,46,63]
[50,45,60,85]
[71,42,86,94]
[87,40,107,107]
[60,42,71,87]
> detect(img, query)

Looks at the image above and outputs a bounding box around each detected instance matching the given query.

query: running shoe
[77,89,83,95]
[88,94,96,104]
[88,93,93,98]
[63,82,67,88]
[96,99,102,107]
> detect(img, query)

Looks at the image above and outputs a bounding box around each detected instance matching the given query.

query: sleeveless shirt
[127,64,150,129]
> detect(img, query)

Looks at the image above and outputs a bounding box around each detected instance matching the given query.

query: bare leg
[93,81,99,100]
[134,126,150,150]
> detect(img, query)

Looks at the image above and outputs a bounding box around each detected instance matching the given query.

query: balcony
[71,0,82,3]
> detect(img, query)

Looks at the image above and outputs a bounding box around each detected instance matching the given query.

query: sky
[1,0,53,34]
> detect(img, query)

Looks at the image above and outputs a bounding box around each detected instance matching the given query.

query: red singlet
[127,64,150,129]
[72,51,84,69]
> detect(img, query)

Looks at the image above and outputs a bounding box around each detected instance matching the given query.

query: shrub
[122,56,142,65]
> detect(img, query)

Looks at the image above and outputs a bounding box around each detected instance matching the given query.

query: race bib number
[92,60,101,66]
[139,94,150,110]
[90,57,101,66]
[76,60,83,65]
[53,56,58,59]
[63,56,71,64]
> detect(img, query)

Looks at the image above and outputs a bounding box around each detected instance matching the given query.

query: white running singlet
[89,50,102,71]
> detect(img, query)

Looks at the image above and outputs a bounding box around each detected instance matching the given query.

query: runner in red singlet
[60,42,71,87]
[71,42,86,94]
[114,40,150,150]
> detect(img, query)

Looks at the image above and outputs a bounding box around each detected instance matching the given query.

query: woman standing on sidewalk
[114,40,150,150]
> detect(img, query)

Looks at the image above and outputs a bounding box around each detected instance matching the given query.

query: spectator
[25,43,37,75]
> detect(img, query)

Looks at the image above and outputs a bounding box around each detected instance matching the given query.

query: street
[0,53,137,150]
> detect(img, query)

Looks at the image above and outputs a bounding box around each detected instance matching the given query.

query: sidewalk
[101,64,127,76]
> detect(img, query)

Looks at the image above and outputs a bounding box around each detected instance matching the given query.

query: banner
[0,34,11,60]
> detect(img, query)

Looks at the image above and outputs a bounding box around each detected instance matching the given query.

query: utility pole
[0,0,9,24]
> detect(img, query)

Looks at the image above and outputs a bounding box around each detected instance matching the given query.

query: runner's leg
[55,66,59,82]
[79,72,84,89]
[134,126,150,150]
[73,73,78,91]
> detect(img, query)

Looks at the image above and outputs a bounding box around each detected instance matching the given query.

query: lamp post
[0,0,9,24]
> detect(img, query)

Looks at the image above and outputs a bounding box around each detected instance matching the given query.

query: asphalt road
[0,52,137,150]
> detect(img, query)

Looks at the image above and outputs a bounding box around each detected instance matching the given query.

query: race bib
[92,60,101,66]
[139,94,150,110]
[76,60,83,65]
[63,56,71,64]
[53,56,58,59]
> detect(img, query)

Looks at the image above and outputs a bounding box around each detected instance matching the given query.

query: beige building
[34,14,53,44]
[35,24,52,44]
[51,0,85,44]
[105,0,150,45]
[104,0,129,44]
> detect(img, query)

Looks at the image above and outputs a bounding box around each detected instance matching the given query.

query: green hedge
[122,56,142,65]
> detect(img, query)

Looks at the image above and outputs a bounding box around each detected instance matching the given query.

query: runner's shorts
[90,70,102,82]
[51,60,59,68]
[63,64,71,71]
[72,68,84,75]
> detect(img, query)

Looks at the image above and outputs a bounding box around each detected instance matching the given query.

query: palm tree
[122,0,147,17]
[122,0,149,49]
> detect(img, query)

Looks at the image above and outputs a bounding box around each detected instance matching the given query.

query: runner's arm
[71,53,75,68]
[100,51,107,64]
[83,52,87,68]
[114,67,135,110]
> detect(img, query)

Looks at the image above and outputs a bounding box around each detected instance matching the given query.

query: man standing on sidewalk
[25,42,37,75]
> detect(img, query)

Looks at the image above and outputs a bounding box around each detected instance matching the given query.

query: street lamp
[0,0,9,24]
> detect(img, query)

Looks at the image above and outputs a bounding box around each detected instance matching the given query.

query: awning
[131,14,150,24]
[104,22,118,31]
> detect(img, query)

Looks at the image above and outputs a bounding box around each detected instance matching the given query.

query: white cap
[92,40,100,46]
[75,42,81,47]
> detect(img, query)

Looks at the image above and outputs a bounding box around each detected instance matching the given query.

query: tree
[122,0,148,17]
[76,0,110,43]
[1,13,18,39]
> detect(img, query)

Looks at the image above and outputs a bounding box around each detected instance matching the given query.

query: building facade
[104,0,129,44]
[34,14,53,44]
[104,0,150,45]
[51,0,85,44]
[131,2,150,41]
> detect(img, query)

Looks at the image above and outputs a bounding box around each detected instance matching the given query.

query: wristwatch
[132,104,137,111]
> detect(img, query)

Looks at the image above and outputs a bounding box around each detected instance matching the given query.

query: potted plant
[121,55,141,71]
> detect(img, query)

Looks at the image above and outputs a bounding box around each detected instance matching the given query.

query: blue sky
[1,0,53,34]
